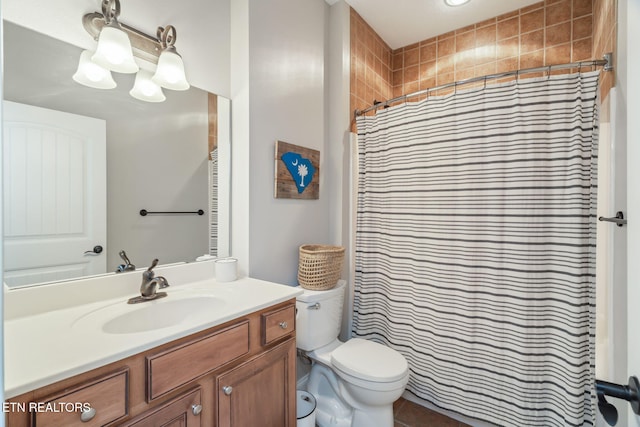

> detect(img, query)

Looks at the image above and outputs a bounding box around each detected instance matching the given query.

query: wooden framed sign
[274,140,320,199]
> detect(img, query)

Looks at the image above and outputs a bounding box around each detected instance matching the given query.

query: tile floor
[394,398,473,427]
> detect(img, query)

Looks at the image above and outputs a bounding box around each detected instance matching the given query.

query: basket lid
[331,338,408,383]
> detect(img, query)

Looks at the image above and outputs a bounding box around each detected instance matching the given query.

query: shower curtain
[209,148,218,256]
[353,71,600,427]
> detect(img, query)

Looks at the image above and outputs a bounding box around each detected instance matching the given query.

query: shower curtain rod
[354,52,613,117]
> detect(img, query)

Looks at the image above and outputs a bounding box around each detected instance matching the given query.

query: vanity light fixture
[444,0,471,6]
[73,0,190,102]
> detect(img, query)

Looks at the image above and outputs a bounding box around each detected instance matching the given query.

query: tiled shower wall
[350,0,616,123]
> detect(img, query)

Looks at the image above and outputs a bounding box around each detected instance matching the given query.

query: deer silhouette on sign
[281,152,316,194]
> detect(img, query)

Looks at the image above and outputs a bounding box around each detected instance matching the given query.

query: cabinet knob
[223,386,233,395]
[279,321,288,329]
[192,404,203,416]
[80,407,96,422]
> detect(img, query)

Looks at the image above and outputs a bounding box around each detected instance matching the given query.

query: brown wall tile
[456,30,476,52]
[545,43,572,63]
[546,0,572,26]
[521,29,544,53]
[572,37,593,60]
[573,15,593,40]
[438,36,455,57]
[574,0,593,17]
[521,9,545,33]
[546,22,572,46]
[404,48,420,67]
[497,17,520,40]
[420,43,437,63]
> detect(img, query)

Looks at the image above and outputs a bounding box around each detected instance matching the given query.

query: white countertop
[4,262,302,398]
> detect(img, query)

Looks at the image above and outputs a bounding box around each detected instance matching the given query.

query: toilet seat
[331,338,408,383]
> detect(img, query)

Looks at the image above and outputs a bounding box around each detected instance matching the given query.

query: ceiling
[332,0,541,49]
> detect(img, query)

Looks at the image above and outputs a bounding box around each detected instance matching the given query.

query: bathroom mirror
[2,22,231,288]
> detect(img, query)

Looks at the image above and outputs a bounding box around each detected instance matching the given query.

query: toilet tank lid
[295,280,346,303]
[331,338,408,383]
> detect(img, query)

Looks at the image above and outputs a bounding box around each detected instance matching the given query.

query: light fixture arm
[157,25,178,50]
[101,0,120,25]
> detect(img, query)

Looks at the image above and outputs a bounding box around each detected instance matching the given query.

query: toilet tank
[296,280,346,351]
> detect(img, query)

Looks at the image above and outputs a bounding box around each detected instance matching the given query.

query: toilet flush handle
[307,302,321,310]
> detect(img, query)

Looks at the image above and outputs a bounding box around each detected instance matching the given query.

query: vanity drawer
[147,320,249,400]
[261,304,295,346]
[32,368,128,427]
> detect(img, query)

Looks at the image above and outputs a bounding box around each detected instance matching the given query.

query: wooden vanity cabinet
[5,299,297,427]
[216,338,296,427]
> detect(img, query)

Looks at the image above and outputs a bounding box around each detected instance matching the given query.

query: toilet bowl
[296,281,409,427]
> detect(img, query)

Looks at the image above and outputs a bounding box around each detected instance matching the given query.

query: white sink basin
[72,294,225,335]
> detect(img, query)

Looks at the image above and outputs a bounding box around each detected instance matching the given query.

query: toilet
[296,280,409,427]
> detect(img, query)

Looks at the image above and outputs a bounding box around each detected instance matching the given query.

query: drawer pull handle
[223,386,233,395]
[279,321,288,329]
[80,407,96,422]
[192,404,203,416]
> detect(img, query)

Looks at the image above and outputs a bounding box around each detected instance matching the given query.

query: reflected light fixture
[73,0,190,102]
[130,70,166,102]
[444,0,471,6]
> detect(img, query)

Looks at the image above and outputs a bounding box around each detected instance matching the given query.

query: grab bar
[598,211,627,227]
[140,209,204,216]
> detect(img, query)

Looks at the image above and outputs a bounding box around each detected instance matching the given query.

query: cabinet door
[216,338,296,427]
[122,388,202,427]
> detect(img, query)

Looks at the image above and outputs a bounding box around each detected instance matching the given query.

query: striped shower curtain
[353,71,600,427]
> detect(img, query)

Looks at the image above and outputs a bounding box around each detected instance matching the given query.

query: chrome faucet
[127,259,170,304]
[115,250,136,273]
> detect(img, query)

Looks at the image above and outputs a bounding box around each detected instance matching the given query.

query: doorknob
[84,245,103,255]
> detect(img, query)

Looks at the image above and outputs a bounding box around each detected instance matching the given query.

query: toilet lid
[331,338,408,383]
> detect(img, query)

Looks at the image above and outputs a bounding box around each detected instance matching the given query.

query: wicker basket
[297,244,345,290]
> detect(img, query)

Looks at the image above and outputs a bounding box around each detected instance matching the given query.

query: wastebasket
[297,390,316,427]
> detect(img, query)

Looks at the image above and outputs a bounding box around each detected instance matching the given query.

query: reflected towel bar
[598,211,627,227]
[140,209,204,216]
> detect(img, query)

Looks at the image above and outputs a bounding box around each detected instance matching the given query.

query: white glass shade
[152,49,190,91]
[129,70,166,102]
[72,50,117,89]
[91,25,139,74]
[444,0,470,6]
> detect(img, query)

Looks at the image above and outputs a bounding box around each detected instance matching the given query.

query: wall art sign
[274,140,320,199]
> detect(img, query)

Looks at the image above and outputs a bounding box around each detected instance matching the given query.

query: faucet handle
[147,258,159,272]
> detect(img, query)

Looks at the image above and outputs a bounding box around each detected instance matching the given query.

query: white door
[3,101,106,287]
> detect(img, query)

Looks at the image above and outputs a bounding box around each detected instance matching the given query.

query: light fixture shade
[444,0,471,6]
[152,49,190,91]
[72,50,117,89]
[91,25,139,73]
[129,70,166,102]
